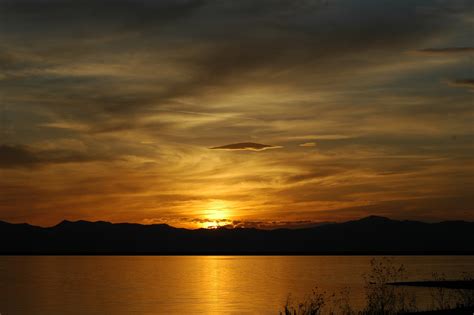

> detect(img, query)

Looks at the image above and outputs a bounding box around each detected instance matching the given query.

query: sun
[202,200,232,229]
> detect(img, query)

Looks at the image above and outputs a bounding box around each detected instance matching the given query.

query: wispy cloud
[0,144,113,168]
[414,47,474,54]
[447,79,474,91]
[282,135,356,141]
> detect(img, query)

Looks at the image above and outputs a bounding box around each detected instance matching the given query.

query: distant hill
[1,216,473,254]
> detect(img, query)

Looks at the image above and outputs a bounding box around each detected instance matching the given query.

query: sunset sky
[0,0,473,228]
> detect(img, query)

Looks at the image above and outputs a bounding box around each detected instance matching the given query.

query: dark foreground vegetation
[281,258,474,315]
[1,216,473,254]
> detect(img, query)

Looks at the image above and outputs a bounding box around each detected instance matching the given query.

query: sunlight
[202,200,232,229]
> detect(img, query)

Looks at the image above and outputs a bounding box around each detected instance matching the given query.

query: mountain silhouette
[0,216,473,254]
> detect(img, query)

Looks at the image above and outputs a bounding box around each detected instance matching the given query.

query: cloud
[144,216,331,229]
[447,79,474,90]
[414,47,474,54]
[40,121,90,132]
[0,145,39,168]
[300,142,316,147]
[0,0,473,226]
[284,135,354,141]
[210,142,282,151]
[229,219,329,230]
[0,0,459,117]
[0,144,112,168]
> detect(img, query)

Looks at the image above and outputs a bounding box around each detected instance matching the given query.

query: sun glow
[202,200,232,229]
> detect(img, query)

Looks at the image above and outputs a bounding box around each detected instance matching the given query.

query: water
[0,256,473,314]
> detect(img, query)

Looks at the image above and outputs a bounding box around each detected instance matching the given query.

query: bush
[362,257,417,315]
[430,272,453,310]
[280,258,474,314]
[454,272,474,308]
[281,287,328,315]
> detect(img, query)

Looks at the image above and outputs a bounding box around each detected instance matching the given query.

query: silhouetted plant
[330,287,356,315]
[280,258,474,314]
[281,286,360,315]
[430,272,453,310]
[454,272,474,308]
[281,287,329,315]
[361,257,417,315]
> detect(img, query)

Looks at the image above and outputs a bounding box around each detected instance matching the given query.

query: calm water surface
[0,256,473,314]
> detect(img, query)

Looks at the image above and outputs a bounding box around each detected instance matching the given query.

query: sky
[0,0,473,228]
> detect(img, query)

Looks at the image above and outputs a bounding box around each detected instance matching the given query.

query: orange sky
[0,0,473,228]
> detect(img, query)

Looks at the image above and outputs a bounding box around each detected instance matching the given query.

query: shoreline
[389,280,474,290]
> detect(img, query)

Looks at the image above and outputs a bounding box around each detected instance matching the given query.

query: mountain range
[1,216,473,254]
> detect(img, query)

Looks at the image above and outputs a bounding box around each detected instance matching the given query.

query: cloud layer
[0,0,473,227]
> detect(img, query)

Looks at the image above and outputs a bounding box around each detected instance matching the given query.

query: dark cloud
[0,144,112,168]
[210,142,281,151]
[415,47,474,54]
[131,0,458,109]
[448,79,474,90]
[229,219,330,230]
[0,0,207,32]
[177,217,330,229]
[0,145,39,168]
[0,0,461,117]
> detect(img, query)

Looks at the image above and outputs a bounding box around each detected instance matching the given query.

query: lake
[0,256,473,314]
